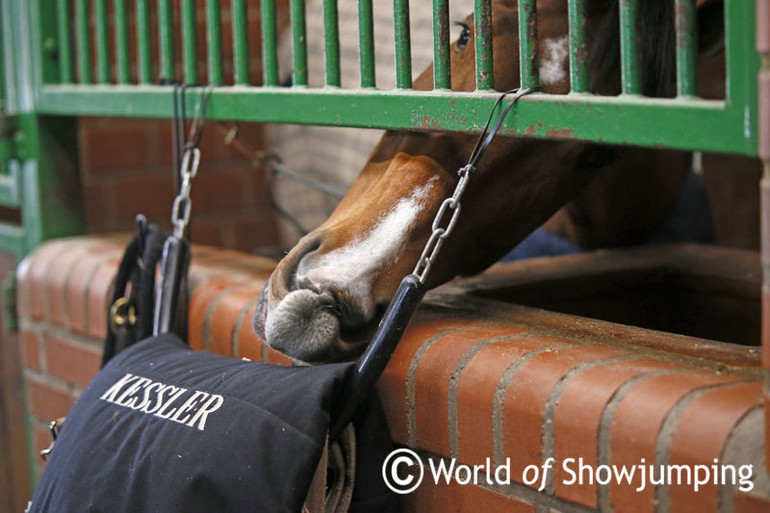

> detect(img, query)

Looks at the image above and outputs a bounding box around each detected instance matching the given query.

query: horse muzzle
[253,254,376,364]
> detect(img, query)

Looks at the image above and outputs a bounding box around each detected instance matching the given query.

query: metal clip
[109,297,136,335]
[40,416,65,461]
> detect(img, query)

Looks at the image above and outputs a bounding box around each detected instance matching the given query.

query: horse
[253,0,725,362]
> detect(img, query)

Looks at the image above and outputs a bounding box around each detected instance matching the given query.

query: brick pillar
[757,0,770,475]
[0,251,30,512]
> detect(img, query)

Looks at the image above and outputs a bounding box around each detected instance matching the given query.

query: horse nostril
[275,233,325,292]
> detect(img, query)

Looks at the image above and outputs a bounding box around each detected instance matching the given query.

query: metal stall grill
[0,0,761,258]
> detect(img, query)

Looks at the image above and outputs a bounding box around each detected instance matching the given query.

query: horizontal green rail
[27,0,760,158]
[36,85,755,155]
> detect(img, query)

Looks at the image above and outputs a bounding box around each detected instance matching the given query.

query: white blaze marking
[540,35,569,86]
[299,179,437,312]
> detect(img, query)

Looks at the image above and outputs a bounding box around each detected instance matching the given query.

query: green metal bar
[261,0,279,86]
[232,0,249,85]
[473,0,493,90]
[182,0,198,84]
[0,223,25,260]
[394,0,412,89]
[0,173,20,208]
[115,0,130,83]
[675,0,697,97]
[518,0,538,89]
[290,0,308,86]
[619,0,641,95]
[158,0,175,81]
[36,85,757,156]
[56,0,72,84]
[136,0,152,84]
[323,0,340,87]
[567,0,588,93]
[206,0,223,85]
[0,157,20,207]
[75,0,91,84]
[15,112,84,257]
[358,0,375,88]
[94,0,110,84]
[432,0,450,89]
[723,0,758,111]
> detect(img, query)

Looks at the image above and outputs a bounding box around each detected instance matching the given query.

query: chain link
[412,164,474,284]
[409,87,536,285]
[171,146,200,237]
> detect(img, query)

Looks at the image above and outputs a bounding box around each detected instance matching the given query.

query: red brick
[44,335,102,388]
[206,285,263,357]
[456,336,573,466]
[190,170,245,212]
[65,240,126,335]
[81,124,150,173]
[190,218,226,248]
[502,344,627,485]
[46,241,104,328]
[415,325,528,457]
[189,279,239,351]
[765,394,770,472]
[610,370,739,513]
[21,240,71,320]
[553,358,680,508]
[82,182,115,231]
[114,175,176,222]
[763,285,770,367]
[232,215,280,253]
[734,492,770,513]
[668,382,763,513]
[26,378,74,421]
[33,421,53,467]
[377,318,483,445]
[237,300,265,362]
[404,476,535,513]
[86,257,121,339]
[21,330,41,371]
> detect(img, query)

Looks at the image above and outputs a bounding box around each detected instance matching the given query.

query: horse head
[254,0,722,362]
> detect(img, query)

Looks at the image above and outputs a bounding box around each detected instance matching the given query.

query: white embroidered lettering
[170,391,209,425]
[99,373,138,402]
[153,387,188,419]
[100,373,223,431]
[116,377,151,407]
[188,394,224,431]
[133,382,162,411]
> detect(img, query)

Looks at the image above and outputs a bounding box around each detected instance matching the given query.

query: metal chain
[410,87,537,285]
[412,164,473,283]
[171,145,201,238]
[169,86,210,238]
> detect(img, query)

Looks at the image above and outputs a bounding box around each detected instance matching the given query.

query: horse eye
[455,22,471,51]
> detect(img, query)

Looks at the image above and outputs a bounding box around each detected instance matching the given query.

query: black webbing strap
[102,217,167,367]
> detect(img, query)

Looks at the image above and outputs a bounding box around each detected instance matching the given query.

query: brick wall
[78,118,279,253]
[71,0,291,254]
[17,237,770,511]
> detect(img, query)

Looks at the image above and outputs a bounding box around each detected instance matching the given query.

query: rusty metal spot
[545,127,575,138]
